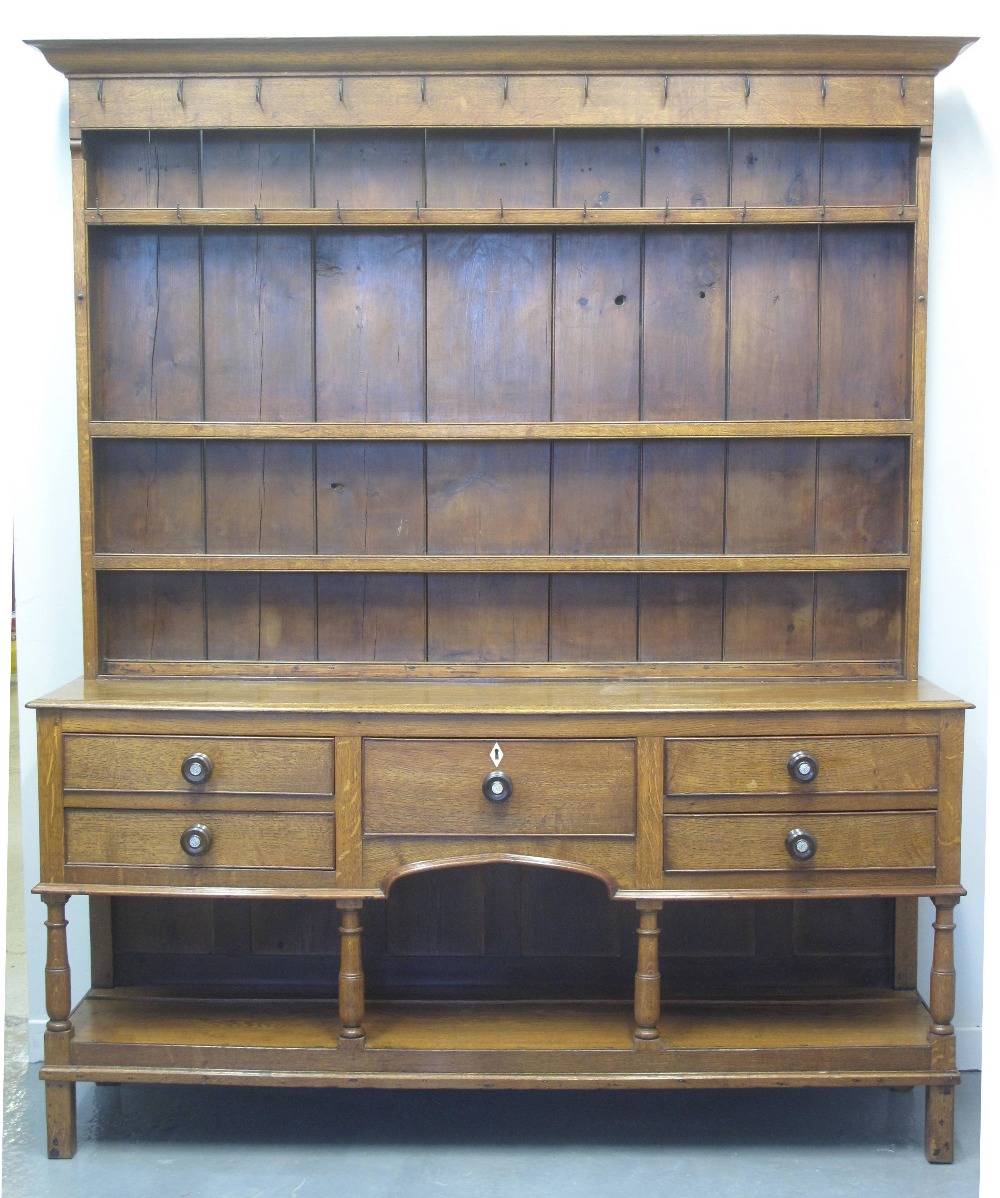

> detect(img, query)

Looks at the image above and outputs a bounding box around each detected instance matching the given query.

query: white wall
[7,1,994,1075]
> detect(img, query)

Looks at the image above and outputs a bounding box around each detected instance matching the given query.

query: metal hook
[177,78,184,104]
[899,201,905,218]
[820,76,827,101]
[744,75,751,100]
[584,75,590,103]
[821,202,827,221]
[500,198,504,220]
[95,198,102,220]
[97,79,104,105]
[501,76,509,102]
[663,76,669,104]
[255,79,263,106]
[664,196,670,220]
[338,79,345,105]
[254,203,261,223]
[415,199,421,220]
[420,77,427,104]
[900,76,907,99]
[175,202,182,221]
[741,200,747,220]
[336,199,343,223]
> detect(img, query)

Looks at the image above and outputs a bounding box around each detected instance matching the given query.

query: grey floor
[3,682,983,1198]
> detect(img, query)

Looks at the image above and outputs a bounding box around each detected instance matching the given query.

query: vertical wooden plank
[427,575,548,662]
[205,574,262,661]
[427,444,549,552]
[99,572,205,663]
[88,131,199,208]
[205,574,317,662]
[204,443,314,553]
[822,132,914,205]
[427,233,551,422]
[813,572,903,663]
[201,132,312,206]
[642,230,728,419]
[318,574,426,662]
[317,443,425,553]
[819,227,911,418]
[90,231,202,420]
[549,576,637,662]
[335,737,363,888]
[36,715,66,885]
[730,132,820,206]
[640,441,725,552]
[555,132,642,208]
[936,711,965,887]
[88,896,115,988]
[816,438,908,553]
[385,870,486,955]
[724,574,814,661]
[203,231,313,420]
[94,442,204,552]
[554,232,641,420]
[725,440,816,553]
[315,132,424,208]
[112,896,215,954]
[520,871,621,956]
[639,576,725,662]
[315,233,425,422]
[894,897,919,990]
[550,442,639,553]
[729,229,819,419]
[644,132,729,208]
[636,737,664,889]
[427,133,553,206]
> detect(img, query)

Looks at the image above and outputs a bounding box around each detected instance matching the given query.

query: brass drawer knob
[785,828,817,862]
[180,823,213,857]
[482,770,513,803]
[181,752,213,785]
[787,750,819,783]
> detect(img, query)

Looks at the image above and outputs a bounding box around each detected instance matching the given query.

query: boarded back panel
[100,572,205,662]
[94,441,204,553]
[427,575,548,662]
[639,576,725,662]
[427,233,552,422]
[88,132,199,208]
[554,232,640,420]
[315,232,425,422]
[551,442,639,553]
[819,227,911,418]
[315,132,424,208]
[726,440,816,554]
[814,573,904,663]
[821,133,914,205]
[730,132,820,206]
[90,231,201,420]
[816,439,908,553]
[317,443,425,554]
[549,576,637,662]
[640,441,725,553]
[724,574,815,662]
[427,444,549,553]
[555,132,642,208]
[205,573,317,662]
[729,229,819,419]
[205,443,315,554]
[203,232,313,420]
[202,132,312,206]
[318,574,426,661]
[427,133,554,207]
[644,132,730,208]
[642,230,728,420]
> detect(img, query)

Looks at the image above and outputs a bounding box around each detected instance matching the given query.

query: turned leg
[634,901,662,1044]
[925,896,959,1163]
[43,896,77,1159]
[337,900,366,1045]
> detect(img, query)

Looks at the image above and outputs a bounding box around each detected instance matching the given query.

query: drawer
[663,812,936,872]
[364,739,636,836]
[63,735,334,796]
[65,809,336,870]
[665,736,937,796]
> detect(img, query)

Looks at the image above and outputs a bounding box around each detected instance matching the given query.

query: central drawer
[363,739,636,836]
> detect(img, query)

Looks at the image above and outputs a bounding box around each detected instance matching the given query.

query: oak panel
[821,133,914,205]
[427,575,549,662]
[816,439,908,553]
[205,443,314,554]
[549,576,638,662]
[724,574,815,662]
[205,574,317,662]
[201,133,312,207]
[555,132,642,208]
[317,444,425,554]
[88,132,199,208]
[551,442,639,554]
[318,574,426,661]
[640,441,726,553]
[726,440,816,554]
[94,442,204,553]
[315,133,424,208]
[99,573,205,662]
[427,133,554,207]
[814,573,904,663]
[644,132,730,208]
[730,132,820,207]
[638,577,725,662]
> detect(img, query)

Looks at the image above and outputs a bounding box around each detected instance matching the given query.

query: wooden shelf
[89,420,914,441]
[93,552,910,574]
[85,205,919,228]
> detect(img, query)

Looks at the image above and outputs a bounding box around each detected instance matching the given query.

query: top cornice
[28,35,977,77]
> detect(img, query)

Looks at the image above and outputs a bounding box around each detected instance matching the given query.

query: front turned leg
[43,896,77,1159]
[337,900,366,1046]
[925,896,959,1163]
[634,901,662,1045]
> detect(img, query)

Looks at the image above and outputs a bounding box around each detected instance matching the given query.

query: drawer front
[663,812,936,872]
[364,739,636,836]
[665,736,938,796]
[65,809,336,870]
[63,735,334,796]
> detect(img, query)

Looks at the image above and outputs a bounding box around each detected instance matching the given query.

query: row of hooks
[93,74,911,108]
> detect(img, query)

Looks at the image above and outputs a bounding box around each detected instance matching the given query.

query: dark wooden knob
[785,828,817,862]
[483,770,513,803]
[180,823,212,857]
[181,752,213,784]
[787,750,819,783]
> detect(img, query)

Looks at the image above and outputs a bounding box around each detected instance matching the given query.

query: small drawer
[663,812,936,872]
[363,738,636,836]
[65,809,336,870]
[63,735,334,796]
[665,736,937,796]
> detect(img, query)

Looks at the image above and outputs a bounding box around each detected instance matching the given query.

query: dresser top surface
[29,35,976,78]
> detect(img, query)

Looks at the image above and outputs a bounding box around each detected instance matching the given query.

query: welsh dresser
[29,34,973,1162]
